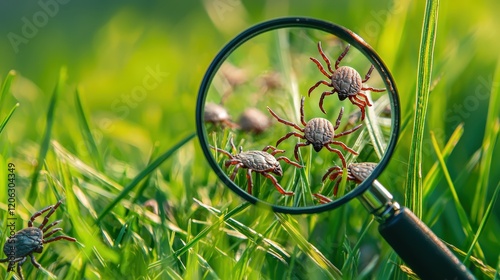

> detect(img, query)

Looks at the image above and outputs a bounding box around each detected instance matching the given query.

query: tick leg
[42,219,61,233]
[362,65,375,83]
[262,145,284,156]
[313,193,332,204]
[17,258,26,280]
[317,42,334,73]
[43,227,63,239]
[335,45,350,69]
[43,235,77,244]
[329,141,359,155]
[353,93,372,107]
[267,107,304,132]
[210,146,234,159]
[294,142,310,161]
[276,156,303,168]
[246,169,253,195]
[276,132,305,147]
[38,200,63,230]
[308,80,331,97]
[310,57,332,79]
[29,253,41,269]
[361,86,386,92]
[333,107,345,130]
[319,90,336,114]
[229,163,242,180]
[262,172,294,196]
[322,166,342,182]
[349,96,367,121]
[324,146,347,168]
[334,123,363,138]
[299,97,307,126]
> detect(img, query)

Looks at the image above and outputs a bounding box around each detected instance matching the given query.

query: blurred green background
[1,0,499,279]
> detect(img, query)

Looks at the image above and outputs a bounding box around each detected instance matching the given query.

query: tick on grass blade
[308,42,386,120]
[314,162,377,204]
[0,200,76,280]
[211,136,302,196]
[267,97,361,167]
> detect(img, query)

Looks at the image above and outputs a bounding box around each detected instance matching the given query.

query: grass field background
[0,0,499,279]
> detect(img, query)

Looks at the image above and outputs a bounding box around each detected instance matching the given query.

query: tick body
[308,42,386,120]
[314,162,377,203]
[0,200,77,280]
[212,137,302,196]
[238,108,271,134]
[267,97,361,167]
[204,102,239,128]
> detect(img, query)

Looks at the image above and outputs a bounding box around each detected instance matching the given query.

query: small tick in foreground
[308,42,386,120]
[314,162,377,203]
[267,97,361,167]
[211,137,302,196]
[0,200,76,280]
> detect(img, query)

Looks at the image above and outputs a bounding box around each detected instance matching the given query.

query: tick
[314,162,377,203]
[308,42,386,120]
[238,108,271,134]
[0,200,76,280]
[211,137,302,196]
[204,102,239,128]
[267,96,361,167]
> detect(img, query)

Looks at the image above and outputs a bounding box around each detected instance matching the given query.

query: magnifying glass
[196,17,473,279]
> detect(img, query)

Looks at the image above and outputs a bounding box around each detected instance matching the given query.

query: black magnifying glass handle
[359,181,475,279]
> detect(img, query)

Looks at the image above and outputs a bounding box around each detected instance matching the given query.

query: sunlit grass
[0,1,499,279]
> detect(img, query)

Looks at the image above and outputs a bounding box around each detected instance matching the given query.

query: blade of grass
[464,180,500,264]
[430,131,484,258]
[97,132,196,222]
[0,103,19,134]
[0,70,16,112]
[471,58,500,224]
[29,68,67,198]
[405,0,440,218]
[275,213,342,279]
[173,201,250,259]
[75,87,104,171]
[423,123,464,198]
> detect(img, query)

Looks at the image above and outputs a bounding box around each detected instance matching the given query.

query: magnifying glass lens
[198,18,399,213]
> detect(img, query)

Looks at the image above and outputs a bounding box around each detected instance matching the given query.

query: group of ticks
[208,41,385,203]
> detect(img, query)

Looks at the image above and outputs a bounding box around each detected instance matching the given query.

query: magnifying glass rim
[196,16,400,214]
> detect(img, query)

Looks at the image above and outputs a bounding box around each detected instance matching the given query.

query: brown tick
[314,162,377,203]
[0,200,76,280]
[204,102,239,128]
[267,97,361,167]
[211,137,302,196]
[308,42,386,120]
[238,108,271,134]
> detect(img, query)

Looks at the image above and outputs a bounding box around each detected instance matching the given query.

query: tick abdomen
[304,118,335,147]
[331,66,362,97]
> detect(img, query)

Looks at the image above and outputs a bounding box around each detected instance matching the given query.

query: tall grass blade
[0,70,16,112]
[29,68,67,198]
[75,87,104,171]
[471,58,500,224]
[97,132,196,222]
[405,0,440,218]
[275,213,342,279]
[464,180,500,264]
[430,131,484,258]
[0,103,19,134]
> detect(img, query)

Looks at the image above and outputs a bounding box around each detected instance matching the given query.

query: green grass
[1,1,500,279]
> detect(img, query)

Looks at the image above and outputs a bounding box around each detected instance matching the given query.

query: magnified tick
[308,42,386,121]
[267,97,361,167]
[211,136,302,196]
